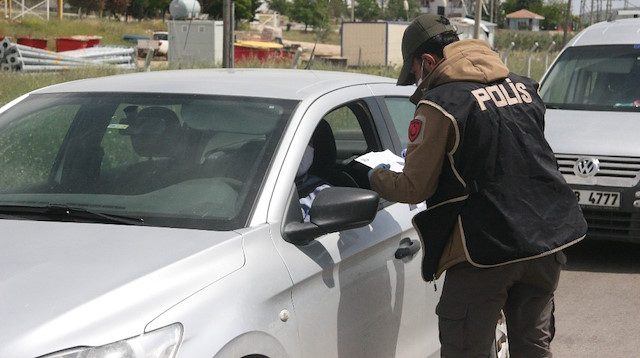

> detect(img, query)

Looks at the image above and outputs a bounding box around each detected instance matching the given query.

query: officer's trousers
[436,252,565,358]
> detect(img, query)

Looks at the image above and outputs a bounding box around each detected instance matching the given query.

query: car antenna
[183,2,200,68]
[305,0,331,70]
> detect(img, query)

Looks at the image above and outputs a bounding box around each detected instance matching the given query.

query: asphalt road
[553,239,640,357]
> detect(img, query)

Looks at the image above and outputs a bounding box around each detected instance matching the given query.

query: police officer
[368,14,587,358]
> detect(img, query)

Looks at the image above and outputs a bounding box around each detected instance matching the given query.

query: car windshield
[0,92,295,230]
[540,44,640,111]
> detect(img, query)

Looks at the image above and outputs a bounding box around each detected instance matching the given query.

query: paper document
[355,149,405,173]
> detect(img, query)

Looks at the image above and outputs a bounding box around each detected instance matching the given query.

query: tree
[384,0,419,21]
[201,0,259,22]
[105,0,130,18]
[502,0,543,15]
[532,0,565,30]
[354,0,380,21]
[290,0,325,31]
[68,0,106,18]
[267,0,291,16]
[328,0,348,20]
[127,0,149,19]
[148,0,171,18]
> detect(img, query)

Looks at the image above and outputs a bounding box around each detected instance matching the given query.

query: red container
[234,45,276,61]
[56,37,88,52]
[17,37,48,50]
[87,38,101,47]
[234,41,292,63]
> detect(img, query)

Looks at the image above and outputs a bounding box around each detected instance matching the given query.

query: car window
[384,96,415,148]
[293,100,381,210]
[324,104,367,161]
[100,105,149,171]
[0,103,76,192]
[540,45,640,111]
[0,93,295,231]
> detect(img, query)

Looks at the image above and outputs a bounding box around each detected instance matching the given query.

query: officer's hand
[368,163,390,180]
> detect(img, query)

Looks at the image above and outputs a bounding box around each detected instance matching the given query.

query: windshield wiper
[0,204,144,225]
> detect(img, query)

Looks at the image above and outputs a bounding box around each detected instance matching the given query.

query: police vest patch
[408,118,422,142]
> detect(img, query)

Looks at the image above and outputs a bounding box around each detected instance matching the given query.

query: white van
[539,13,640,243]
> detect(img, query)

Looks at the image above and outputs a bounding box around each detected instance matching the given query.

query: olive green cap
[397,14,455,85]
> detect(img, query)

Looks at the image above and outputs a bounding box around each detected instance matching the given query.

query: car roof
[32,68,397,100]
[565,17,640,47]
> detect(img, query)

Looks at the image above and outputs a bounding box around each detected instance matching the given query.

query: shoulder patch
[408,115,426,143]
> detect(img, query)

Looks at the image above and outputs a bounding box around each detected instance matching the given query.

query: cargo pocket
[436,301,468,355]
[412,199,466,281]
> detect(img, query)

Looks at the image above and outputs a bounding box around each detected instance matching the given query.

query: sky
[571,0,640,16]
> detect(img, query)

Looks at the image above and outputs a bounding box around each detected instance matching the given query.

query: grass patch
[0,17,166,48]
[1,67,128,107]
[1,17,562,106]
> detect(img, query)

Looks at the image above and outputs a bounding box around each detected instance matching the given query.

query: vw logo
[574,157,600,178]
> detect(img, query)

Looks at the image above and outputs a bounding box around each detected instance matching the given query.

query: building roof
[506,9,545,20]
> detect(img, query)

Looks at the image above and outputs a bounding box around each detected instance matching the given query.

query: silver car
[540,15,640,243]
[0,69,453,358]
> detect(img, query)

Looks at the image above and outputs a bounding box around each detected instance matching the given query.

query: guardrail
[0,38,137,72]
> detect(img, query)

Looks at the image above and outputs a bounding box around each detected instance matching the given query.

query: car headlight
[40,323,183,358]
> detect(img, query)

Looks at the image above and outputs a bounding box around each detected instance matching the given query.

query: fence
[2,0,62,21]
[499,41,560,80]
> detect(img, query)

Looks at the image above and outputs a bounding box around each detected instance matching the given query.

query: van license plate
[574,190,620,207]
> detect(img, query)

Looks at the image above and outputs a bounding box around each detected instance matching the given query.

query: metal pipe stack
[1,38,137,72]
[0,38,15,71]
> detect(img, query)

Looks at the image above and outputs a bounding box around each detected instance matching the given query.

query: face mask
[296,145,314,177]
[416,59,425,87]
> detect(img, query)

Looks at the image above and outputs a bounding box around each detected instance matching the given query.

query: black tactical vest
[413,73,587,280]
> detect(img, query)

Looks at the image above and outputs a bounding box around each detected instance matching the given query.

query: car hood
[544,109,640,157]
[0,220,245,358]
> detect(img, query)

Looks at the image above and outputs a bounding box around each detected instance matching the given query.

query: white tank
[170,0,201,19]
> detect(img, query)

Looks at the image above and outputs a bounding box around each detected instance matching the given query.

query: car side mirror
[283,187,379,245]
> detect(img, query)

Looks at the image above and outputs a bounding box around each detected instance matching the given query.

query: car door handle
[395,237,421,259]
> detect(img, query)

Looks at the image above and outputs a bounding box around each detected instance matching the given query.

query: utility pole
[563,0,572,46]
[489,0,494,24]
[223,0,233,68]
[474,0,482,38]
[58,0,63,20]
[351,0,355,22]
[403,0,409,21]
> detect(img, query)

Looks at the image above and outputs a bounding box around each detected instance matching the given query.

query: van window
[540,45,640,111]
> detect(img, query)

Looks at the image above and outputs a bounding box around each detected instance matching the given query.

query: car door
[269,85,441,358]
